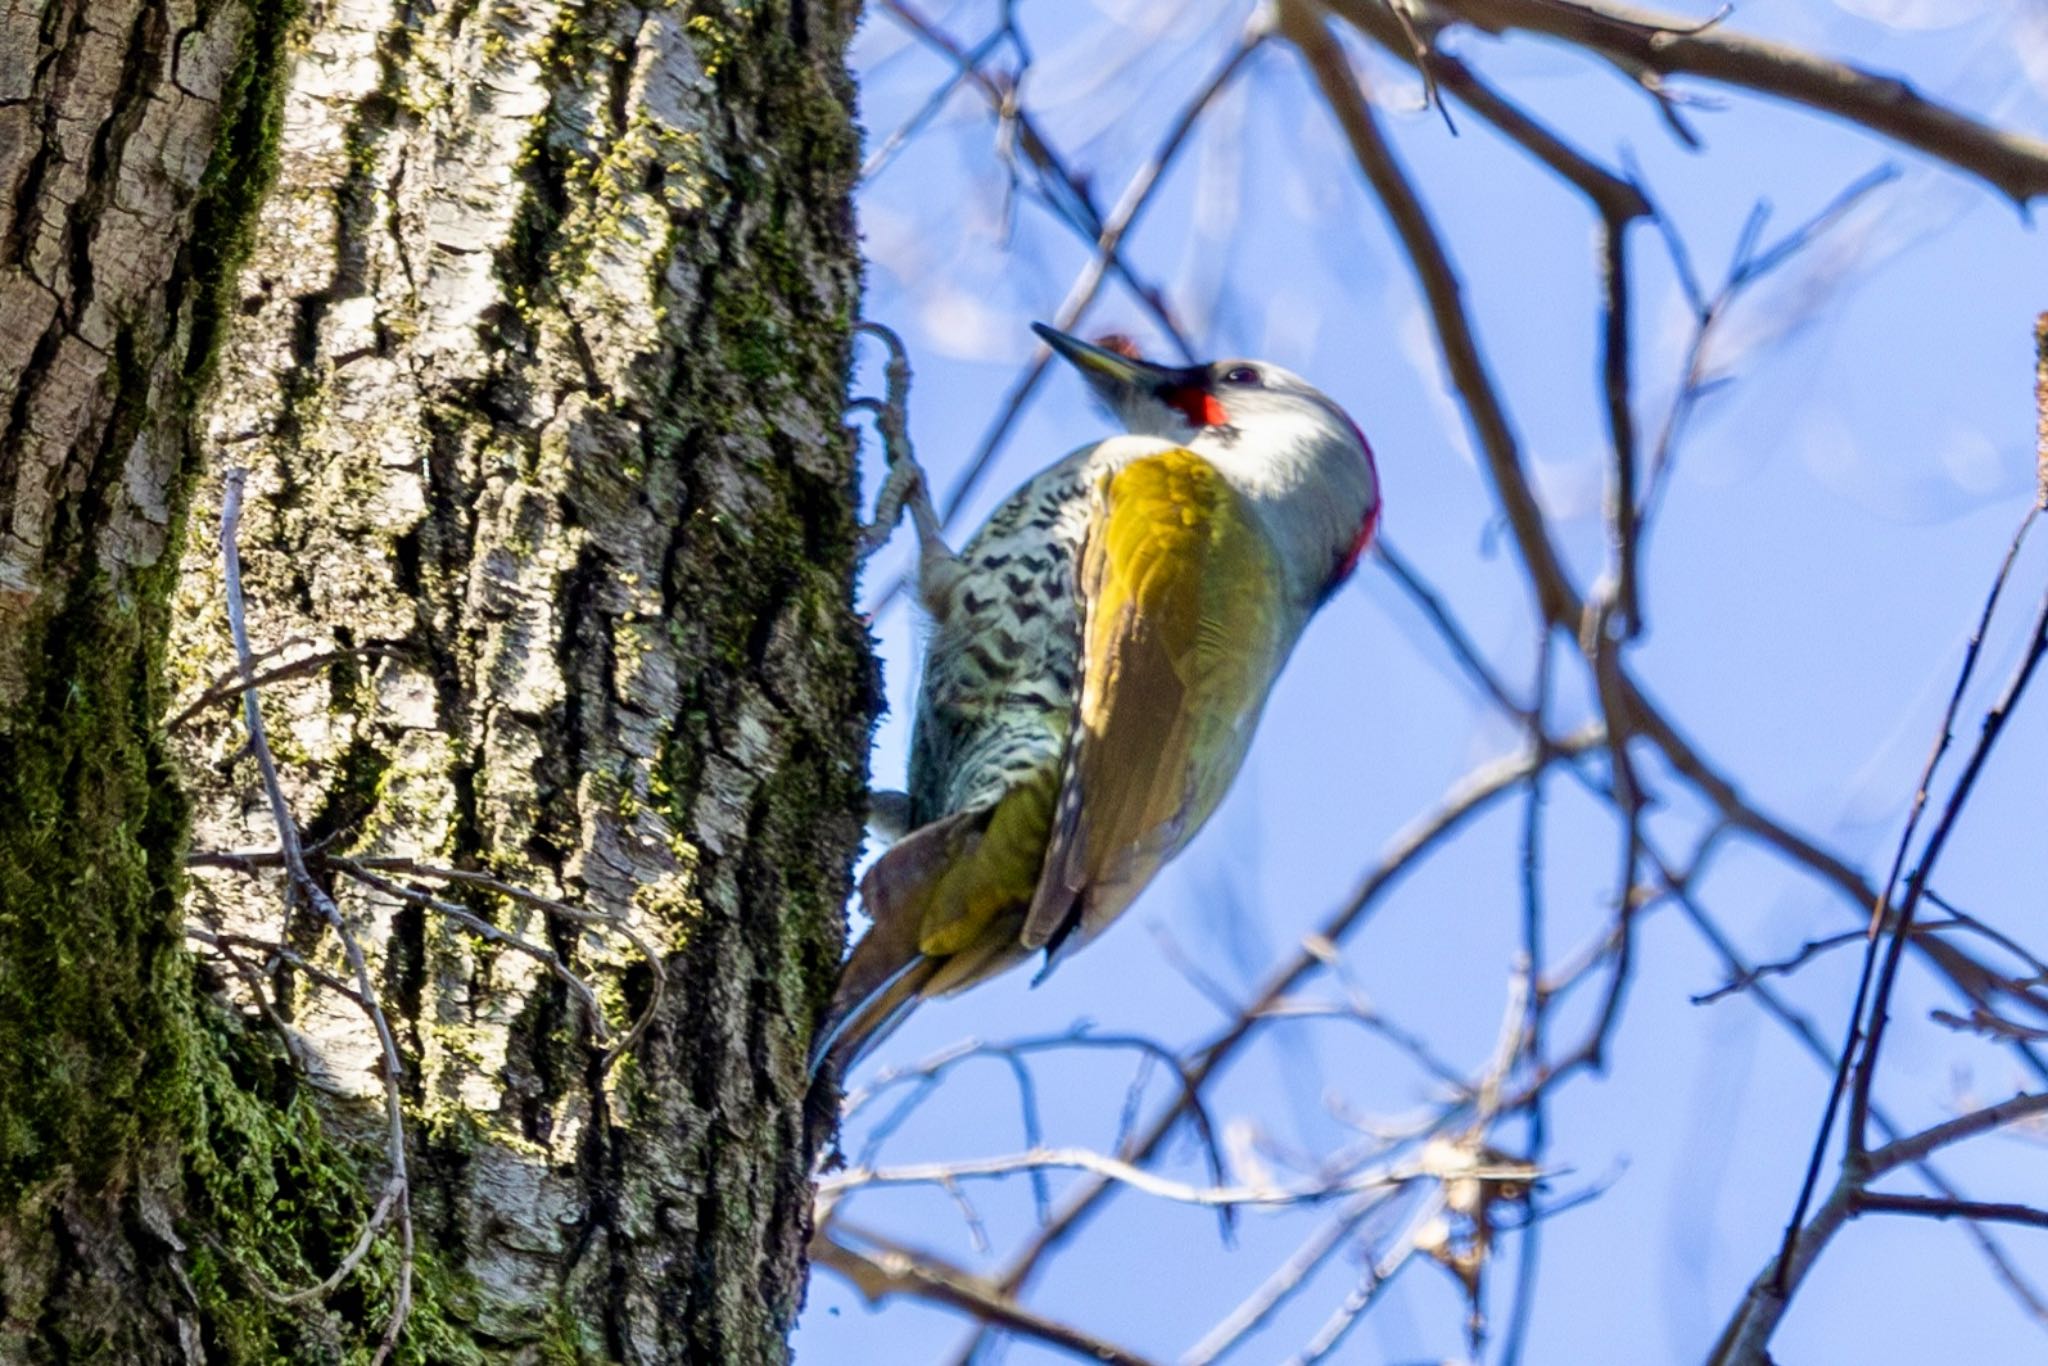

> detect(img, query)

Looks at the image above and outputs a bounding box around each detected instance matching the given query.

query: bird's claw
[848,322,954,572]
[857,453,926,560]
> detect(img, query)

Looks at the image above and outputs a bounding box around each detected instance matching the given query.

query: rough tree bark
[0,0,868,1357]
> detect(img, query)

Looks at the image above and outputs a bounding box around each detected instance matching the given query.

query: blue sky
[800,3,2048,1361]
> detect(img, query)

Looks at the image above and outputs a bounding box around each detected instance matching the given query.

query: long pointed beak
[1031,323,1179,393]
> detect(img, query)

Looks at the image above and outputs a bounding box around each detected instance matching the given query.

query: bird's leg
[851,323,963,608]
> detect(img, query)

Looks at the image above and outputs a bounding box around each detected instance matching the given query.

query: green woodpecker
[814,323,1380,1074]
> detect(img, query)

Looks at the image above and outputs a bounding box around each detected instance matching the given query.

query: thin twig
[814,1223,1163,1366]
[1328,0,1649,223]
[1287,1188,1445,1365]
[2036,313,2047,505]
[1182,1191,1395,1365]
[818,1146,1540,1212]
[1375,540,1530,720]
[1847,530,2048,1142]
[837,1027,1230,1198]
[1721,534,2048,1349]
[1852,1192,2048,1232]
[1931,1009,2048,1045]
[1432,0,2048,205]
[219,469,413,1358]
[167,645,408,732]
[865,22,1265,613]
[1634,164,1899,557]
[196,849,668,1065]
[1500,626,1553,1366]
[1866,1092,2048,1177]
[185,923,366,1011]
[1595,220,1640,635]
[1712,1084,2048,1366]
[331,859,615,1046]
[959,729,1602,1333]
[877,0,1202,360]
[1252,996,1470,1093]
[1613,659,2048,1050]
[1282,0,1580,628]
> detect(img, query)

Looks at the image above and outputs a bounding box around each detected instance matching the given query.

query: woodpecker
[815,323,1381,1074]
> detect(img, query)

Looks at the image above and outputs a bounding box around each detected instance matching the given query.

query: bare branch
[1926,890,2048,987]
[1867,1092,2048,1178]
[1374,540,1530,719]
[1646,829,2048,1345]
[196,849,669,1066]
[1852,1192,2048,1233]
[1693,925,1928,1007]
[330,859,615,1047]
[875,0,1190,353]
[1182,1192,1395,1364]
[2037,312,2047,505]
[1501,627,1554,1366]
[1848,546,2048,1142]
[1614,661,2048,1043]
[1595,221,1640,635]
[813,1224,1164,1366]
[1317,1,1653,637]
[167,645,409,733]
[185,924,366,1013]
[837,1027,1231,1197]
[1327,0,1649,223]
[1385,534,2048,1347]
[1436,0,2048,205]
[1635,163,1900,560]
[1289,1189,1444,1364]
[1252,996,1469,1093]
[834,18,2048,1364]
[1714,1080,2048,1366]
[818,1145,1539,1212]
[1281,0,1580,628]
[863,22,1265,613]
[961,727,1601,1329]
[1931,1008,2048,1046]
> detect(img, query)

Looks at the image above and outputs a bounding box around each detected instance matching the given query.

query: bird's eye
[1223,365,1261,386]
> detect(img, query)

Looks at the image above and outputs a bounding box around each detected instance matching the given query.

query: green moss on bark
[1,0,867,1356]
[0,572,193,1191]
[628,6,872,1356]
[0,0,472,1354]
[0,0,307,1198]
[184,1003,487,1365]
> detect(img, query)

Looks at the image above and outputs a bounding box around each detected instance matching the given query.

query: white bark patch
[162,0,863,1346]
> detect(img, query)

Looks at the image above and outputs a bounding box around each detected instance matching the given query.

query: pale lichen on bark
[0,0,322,1352]
[0,0,864,1351]
[166,0,869,1358]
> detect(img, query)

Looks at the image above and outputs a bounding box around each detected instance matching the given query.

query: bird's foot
[849,321,947,563]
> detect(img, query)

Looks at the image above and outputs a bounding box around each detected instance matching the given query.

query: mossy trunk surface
[0,0,868,1356]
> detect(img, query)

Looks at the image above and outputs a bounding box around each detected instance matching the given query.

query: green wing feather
[814,448,1289,1075]
[1022,450,1286,953]
[812,773,1056,1074]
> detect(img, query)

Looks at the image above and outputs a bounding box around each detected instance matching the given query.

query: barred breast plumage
[907,436,1178,827]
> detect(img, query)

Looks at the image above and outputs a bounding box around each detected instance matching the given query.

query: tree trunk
[0,0,867,1355]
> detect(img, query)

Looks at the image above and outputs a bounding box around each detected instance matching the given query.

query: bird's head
[1033,322,1370,466]
[1035,322,1381,598]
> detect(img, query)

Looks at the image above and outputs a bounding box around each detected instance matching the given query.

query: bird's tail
[811,775,1058,1079]
[808,809,978,1078]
